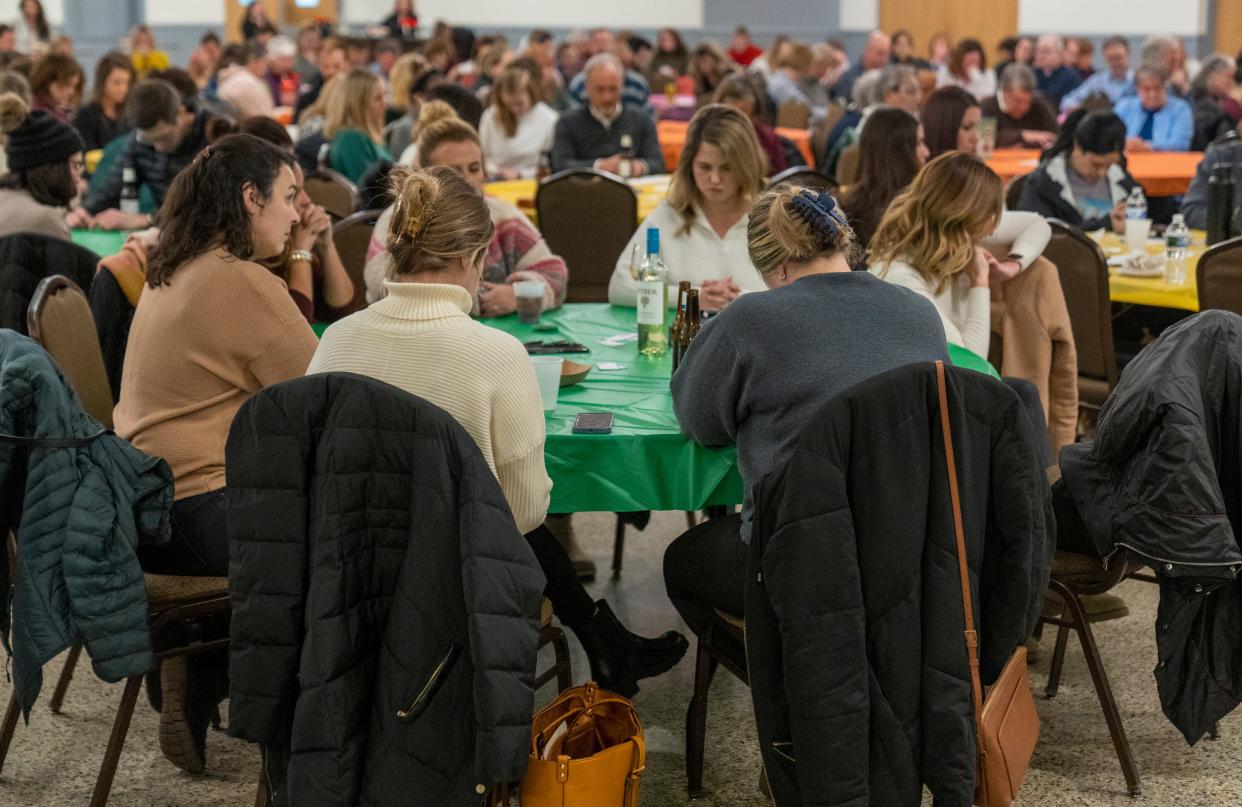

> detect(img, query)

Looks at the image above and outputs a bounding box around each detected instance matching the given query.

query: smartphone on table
[572,412,614,434]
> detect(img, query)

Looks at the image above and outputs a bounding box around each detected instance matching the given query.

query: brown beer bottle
[670,281,691,363]
[683,289,702,356]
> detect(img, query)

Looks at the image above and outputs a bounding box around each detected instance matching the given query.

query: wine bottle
[636,227,668,357]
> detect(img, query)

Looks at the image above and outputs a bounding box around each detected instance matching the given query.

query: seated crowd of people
[2,2,1242,803]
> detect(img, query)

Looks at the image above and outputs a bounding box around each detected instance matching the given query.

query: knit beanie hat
[0,92,84,172]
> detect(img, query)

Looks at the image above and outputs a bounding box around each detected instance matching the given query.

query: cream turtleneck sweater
[307,281,551,533]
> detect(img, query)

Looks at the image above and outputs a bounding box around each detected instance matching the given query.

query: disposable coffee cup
[1124,218,1151,254]
[514,280,546,325]
[530,356,562,412]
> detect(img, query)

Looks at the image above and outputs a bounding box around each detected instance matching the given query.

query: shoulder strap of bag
[934,362,986,749]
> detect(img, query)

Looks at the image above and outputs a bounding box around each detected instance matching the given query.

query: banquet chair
[1043,220,1117,431]
[536,169,637,303]
[0,288,235,806]
[1196,235,1242,315]
[811,103,846,170]
[331,209,382,315]
[834,144,861,186]
[767,166,836,193]
[304,168,359,221]
[685,608,748,798]
[775,99,811,130]
[1006,174,1029,210]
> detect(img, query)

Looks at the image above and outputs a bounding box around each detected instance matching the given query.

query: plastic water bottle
[1125,186,1147,222]
[1165,213,1190,285]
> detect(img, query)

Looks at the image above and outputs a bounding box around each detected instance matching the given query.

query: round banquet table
[478,303,995,514]
[657,120,814,171]
[1092,228,1205,312]
[985,149,1202,197]
[71,228,127,256]
[484,175,669,226]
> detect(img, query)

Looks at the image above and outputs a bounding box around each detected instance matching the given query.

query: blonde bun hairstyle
[747,184,858,278]
[0,92,29,135]
[384,165,494,279]
[413,100,482,168]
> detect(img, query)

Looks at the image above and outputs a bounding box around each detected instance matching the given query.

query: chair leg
[1209,721,1221,741]
[49,642,83,714]
[552,628,572,693]
[685,511,697,530]
[685,630,718,798]
[611,515,626,577]
[1045,624,1071,699]
[89,675,143,807]
[0,689,20,774]
[1052,579,1142,797]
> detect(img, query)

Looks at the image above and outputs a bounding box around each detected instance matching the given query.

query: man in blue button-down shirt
[1060,36,1135,112]
[1114,67,1193,152]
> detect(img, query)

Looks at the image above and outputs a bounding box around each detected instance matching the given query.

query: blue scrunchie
[789,190,848,243]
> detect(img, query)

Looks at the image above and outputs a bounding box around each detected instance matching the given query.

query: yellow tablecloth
[485,175,669,226]
[1094,229,1201,312]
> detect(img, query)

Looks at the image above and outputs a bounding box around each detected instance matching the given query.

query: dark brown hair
[91,51,134,107]
[28,53,83,105]
[841,107,922,251]
[921,85,978,158]
[947,38,987,81]
[147,134,295,287]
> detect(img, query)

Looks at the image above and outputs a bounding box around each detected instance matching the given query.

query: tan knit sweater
[307,281,552,533]
[113,249,318,499]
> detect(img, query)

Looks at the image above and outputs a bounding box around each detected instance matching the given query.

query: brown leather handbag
[935,361,1040,807]
[519,681,645,807]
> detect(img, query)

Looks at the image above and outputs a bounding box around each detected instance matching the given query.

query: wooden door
[283,0,339,31]
[1218,0,1242,58]
[224,0,339,43]
[879,0,1019,66]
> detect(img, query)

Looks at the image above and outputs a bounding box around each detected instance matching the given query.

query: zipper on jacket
[396,643,461,723]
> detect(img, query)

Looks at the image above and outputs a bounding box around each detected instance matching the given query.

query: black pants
[662,513,746,637]
[1002,376,1052,469]
[1052,478,1099,556]
[527,524,597,629]
[138,489,230,577]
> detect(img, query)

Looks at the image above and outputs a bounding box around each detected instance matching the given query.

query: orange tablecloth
[657,120,813,170]
[986,149,1203,197]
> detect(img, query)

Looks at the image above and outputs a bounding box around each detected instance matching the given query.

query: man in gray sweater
[665,267,948,636]
[1180,134,1242,232]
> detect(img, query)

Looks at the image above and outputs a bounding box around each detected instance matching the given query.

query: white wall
[839,0,878,31]
[343,0,702,29]
[144,2,225,26]
[1018,0,1204,36]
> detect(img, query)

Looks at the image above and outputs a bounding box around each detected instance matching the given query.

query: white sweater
[870,211,1050,357]
[307,281,552,533]
[479,102,559,177]
[609,201,762,306]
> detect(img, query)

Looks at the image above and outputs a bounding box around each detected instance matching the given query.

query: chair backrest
[776,99,811,130]
[835,144,861,186]
[1006,174,1028,211]
[536,169,637,303]
[767,166,836,194]
[1043,220,1117,389]
[331,209,382,316]
[305,168,359,220]
[1196,235,1242,315]
[26,275,114,428]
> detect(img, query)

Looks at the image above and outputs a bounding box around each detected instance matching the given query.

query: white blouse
[936,65,997,101]
[608,200,762,307]
[869,211,1050,356]
[479,102,559,177]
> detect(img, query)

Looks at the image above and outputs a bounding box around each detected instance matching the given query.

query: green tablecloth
[478,304,997,514]
[71,229,127,256]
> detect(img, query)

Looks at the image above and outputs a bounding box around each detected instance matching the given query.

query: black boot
[572,600,689,698]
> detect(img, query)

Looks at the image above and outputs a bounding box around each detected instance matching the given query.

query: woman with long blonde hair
[325,67,391,183]
[869,151,1050,357]
[479,64,558,179]
[609,103,766,309]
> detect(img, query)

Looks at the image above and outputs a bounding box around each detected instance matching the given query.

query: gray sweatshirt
[671,271,948,541]
[1181,137,1242,231]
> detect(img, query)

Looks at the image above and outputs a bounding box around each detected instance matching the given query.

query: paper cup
[1124,218,1151,254]
[514,280,546,324]
[531,356,563,412]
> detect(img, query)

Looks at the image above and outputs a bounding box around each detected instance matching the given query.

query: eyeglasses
[69,158,85,173]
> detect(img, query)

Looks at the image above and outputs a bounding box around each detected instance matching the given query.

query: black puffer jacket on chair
[226,372,546,807]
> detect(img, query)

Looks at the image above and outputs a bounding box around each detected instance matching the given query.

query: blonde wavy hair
[385,165,494,279]
[667,104,767,236]
[747,184,859,278]
[388,52,432,112]
[869,152,1002,294]
[324,68,383,143]
[413,100,483,167]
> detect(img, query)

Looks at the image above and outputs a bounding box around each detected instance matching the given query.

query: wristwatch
[289,249,313,264]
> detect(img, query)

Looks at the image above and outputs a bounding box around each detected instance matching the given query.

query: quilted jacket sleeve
[457,445,547,786]
[754,451,871,806]
[226,390,310,745]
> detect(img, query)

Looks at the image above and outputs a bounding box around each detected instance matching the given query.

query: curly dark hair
[147,133,295,287]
